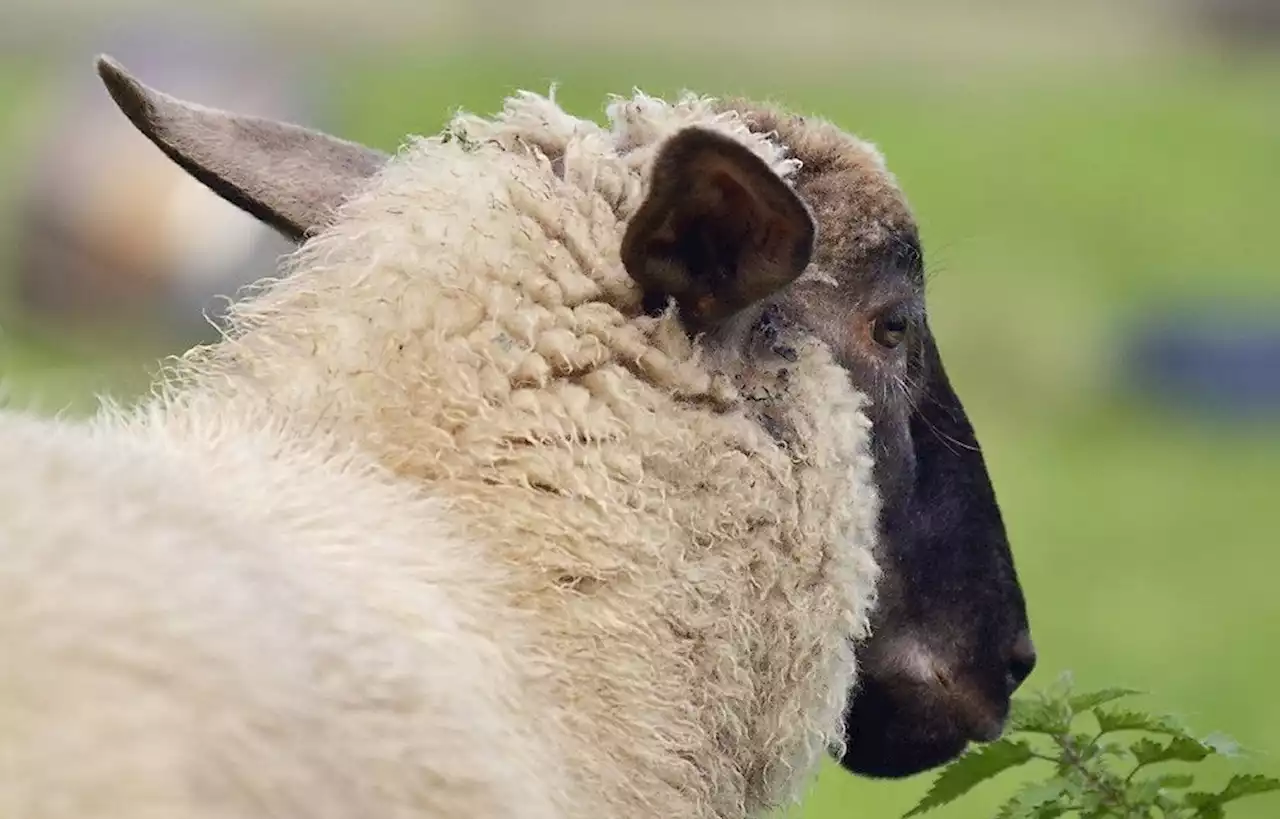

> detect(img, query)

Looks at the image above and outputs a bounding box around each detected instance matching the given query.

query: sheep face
[615,102,1037,777]
[693,102,1037,778]
[95,55,1031,788]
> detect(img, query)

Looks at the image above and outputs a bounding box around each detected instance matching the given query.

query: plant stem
[1052,732,1137,818]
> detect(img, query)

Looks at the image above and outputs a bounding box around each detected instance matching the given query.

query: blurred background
[0,0,1276,815]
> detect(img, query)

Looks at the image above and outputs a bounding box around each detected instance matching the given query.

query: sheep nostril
[1007,631,1037,693]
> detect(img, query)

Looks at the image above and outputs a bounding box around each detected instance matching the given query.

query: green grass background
[0,43,1277,818]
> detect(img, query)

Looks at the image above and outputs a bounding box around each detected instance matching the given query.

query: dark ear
[95,54,389,243]
[620,127,815,330]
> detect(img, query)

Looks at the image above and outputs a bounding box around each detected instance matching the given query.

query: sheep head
[94,54,1034,789]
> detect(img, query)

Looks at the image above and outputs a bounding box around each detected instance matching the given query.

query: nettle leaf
[1130,738,1166,764]
[1123,778,1164,810]
[1096,740,1134,765]
[1219,774,1280,802]
[902,739,1035,818]
[1127,773,1197,805]
[1077,801,1115,819]
[918,673,1280,819]
[1093,707,1192,738]
[1054,732,1120,771]
[995,778,1076,819]
[1059,732,1109,766]
[1131,735,1213,766]
[1186,774,1280,813]
[1182,798,1223,819]
[1009,696,1073,735]
[1069,687,1144,713]
[1155,790,1189,816]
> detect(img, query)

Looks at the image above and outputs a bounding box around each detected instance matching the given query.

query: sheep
[0,55,1036,819]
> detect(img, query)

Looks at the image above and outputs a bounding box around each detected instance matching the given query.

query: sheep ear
[620,127,815,329]
[95,54,389,243]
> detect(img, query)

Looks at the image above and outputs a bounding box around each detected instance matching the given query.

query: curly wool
[4,90,882,819]
[1,403,568,819]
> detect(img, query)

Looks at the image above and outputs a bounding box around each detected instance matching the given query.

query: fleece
[0,89,882,819]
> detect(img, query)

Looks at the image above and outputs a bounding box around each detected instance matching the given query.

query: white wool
[0,407,568,819]
[0,88,881,819]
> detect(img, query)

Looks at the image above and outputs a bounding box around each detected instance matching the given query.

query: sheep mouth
[837,667,1012,779]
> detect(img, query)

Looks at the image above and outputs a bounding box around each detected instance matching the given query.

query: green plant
[903,673,1280,818]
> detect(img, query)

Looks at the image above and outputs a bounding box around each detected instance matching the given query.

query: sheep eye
[871,312,908,350]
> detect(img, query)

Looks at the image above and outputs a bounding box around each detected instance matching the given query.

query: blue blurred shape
[1123,301,1280,421]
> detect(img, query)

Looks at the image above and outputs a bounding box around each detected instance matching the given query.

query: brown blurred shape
[9,11,318,341]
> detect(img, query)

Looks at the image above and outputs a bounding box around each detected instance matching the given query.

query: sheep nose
[1006,631,1037,694]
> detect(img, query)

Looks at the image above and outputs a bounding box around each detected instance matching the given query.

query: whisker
[894,369,981,455]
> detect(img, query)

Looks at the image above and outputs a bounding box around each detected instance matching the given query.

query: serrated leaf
[1059,731,1114,766]
[1093,707,1192,738]
[1005,779,1075,817]
[1126,777,1166,807]
[1186,774,1280,810]
[994,796,1020,819]
[1164,736,1212,763]
[1129,738,1165,763]
[1069,687,1144,712]
[1220,774,1280,801]
[1127,773,1197,805]
[1093,738,1133,762]
[1188,796,1227,819]
[902,739,1035,818]
[1131,735,1212,766]
[1009,697,1073,735]
[1155,790,1189,816]
[1060,732,1091,751]
[996,780,1073,819]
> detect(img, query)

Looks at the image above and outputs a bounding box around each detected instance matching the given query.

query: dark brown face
[720,102,1037,778]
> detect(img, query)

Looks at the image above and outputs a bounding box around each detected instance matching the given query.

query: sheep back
[0,407,566,819]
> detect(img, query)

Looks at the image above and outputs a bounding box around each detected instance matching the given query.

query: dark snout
[951,627,1038,740]
[841,623,1036,778]
[838,332,1036,779]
